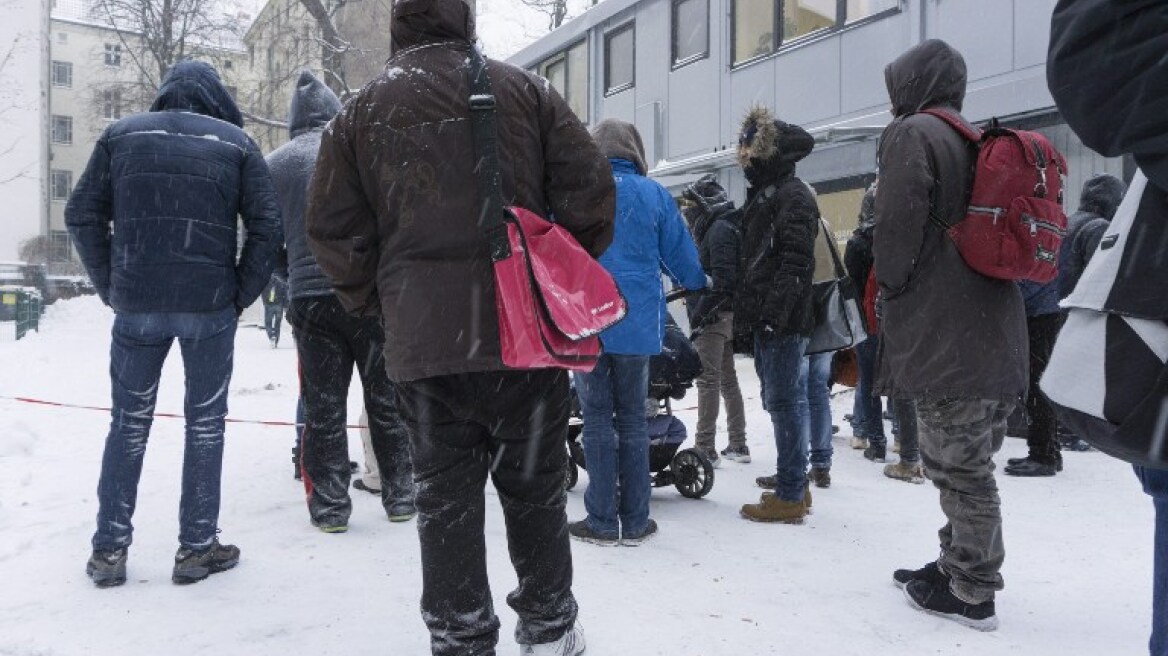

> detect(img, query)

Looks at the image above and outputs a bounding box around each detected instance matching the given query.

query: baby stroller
[565,309,716,499]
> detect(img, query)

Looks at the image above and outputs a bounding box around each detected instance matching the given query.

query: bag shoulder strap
[466,47,509,258]
[919,108,982,143]
[816,218,848,280]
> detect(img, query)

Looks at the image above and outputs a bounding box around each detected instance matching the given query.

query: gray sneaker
[86,548,128,588]
[698,447,721,468]
[172,538,240,585]
[522,622,586,656]
[720,444,752,463]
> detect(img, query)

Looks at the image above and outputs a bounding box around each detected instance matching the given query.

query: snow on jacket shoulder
[65,61,281,313]
[598,158,706,355]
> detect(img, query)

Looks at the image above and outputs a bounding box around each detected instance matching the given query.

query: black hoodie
[267,71,343,300]
[732,107,819,340]
[683,175,742,329]
[872,39,1027,403]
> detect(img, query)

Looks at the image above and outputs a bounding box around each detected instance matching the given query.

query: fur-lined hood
[737,107,814,186]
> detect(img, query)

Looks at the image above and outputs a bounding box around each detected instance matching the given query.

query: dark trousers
[1025,313,1063,465]
[1136,465,1168,656]
[395,369,576,656]
[287,296,414,524]
[852,336,885,442]
[891,398,921,463]
[92,308,236,551]
[263,303,283,343]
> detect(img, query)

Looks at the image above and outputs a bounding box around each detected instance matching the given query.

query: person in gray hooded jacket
[267,71,415,531]
[875,39,1027,632]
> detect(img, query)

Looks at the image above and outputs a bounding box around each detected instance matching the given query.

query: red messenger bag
[466,47,626,372]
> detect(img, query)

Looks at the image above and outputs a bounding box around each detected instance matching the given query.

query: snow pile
[0,297,1157,655]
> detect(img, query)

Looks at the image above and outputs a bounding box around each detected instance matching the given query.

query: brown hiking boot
[740,493,807,524]
[884,461,925,484]
[762,481,812,513]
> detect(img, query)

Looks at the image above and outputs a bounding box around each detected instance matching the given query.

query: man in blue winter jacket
[569,119,707,546]
[66,60,281,588]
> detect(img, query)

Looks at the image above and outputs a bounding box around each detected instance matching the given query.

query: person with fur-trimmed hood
[733,107,820,525]
[683,174,749,467]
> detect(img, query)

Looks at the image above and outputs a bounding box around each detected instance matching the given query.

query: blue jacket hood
[288,70,342,138]
[150,60,244,128]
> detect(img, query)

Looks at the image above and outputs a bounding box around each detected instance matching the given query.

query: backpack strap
[919,108,982,143]
[466,46,510,260]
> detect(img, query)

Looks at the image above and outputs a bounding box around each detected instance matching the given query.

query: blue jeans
[754,330,810,503]
[1135,465,1168,656]
[575,354,651,537]
[808,351,833,469]
[93,308,237,551]
[851,336,885,444]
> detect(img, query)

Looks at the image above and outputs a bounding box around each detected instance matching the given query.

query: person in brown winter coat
[304,1,613,655]
[874,39,1027,632]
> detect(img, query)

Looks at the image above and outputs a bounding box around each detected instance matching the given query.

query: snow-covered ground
[0,297,1155,655]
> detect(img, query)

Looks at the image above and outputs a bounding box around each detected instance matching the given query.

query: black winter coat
[873,39,1027,403]
[66,61,281,313]
[844,227,874,298]
[1049,0,1168,321]
[733,118,819,339]
[685,204,742,329]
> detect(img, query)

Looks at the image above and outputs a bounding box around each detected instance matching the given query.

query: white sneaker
[522,623,585,656]
[849,436,869,450]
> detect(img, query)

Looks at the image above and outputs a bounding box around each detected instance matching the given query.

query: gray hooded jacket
[873,39,1028,403]
[266,71,343,300]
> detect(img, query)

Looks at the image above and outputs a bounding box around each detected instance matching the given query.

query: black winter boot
[904,579,999,632]
[86,548,128,588]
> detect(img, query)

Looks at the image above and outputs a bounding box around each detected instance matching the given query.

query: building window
[104,43,122,67]
[49,230,73,263]
[50,170,73,201]
[51,61,73,88]
[783,0,836,41]
[732,0,777,64]
[538,40,589,123]
[846,0,898,23]
[223,59,233,70]
[604,23,634,95]
[732,0,899,65]
[100,88,122,120]
[51,115,73,145]
[672,0,708,67]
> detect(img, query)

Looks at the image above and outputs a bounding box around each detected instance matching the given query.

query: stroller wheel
[672,448,714,499]
[565,458,579,491]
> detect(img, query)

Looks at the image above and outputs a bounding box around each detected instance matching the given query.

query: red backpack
[921,110,1068,283]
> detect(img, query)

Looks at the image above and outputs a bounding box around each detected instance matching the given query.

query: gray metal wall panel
[728,64,777,141]
[774,40,841,127]
[667,58,721,159]
[1014,0,1058,70]
[602,88,638,124]
[839,12,912,115]
[932,0,1014,82]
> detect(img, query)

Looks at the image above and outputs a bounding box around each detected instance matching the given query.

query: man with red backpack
[874,39,1028,631]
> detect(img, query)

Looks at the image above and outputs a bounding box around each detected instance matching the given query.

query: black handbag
[806,220,868,355]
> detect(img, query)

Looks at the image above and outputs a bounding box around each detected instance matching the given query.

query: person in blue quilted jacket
[569,119,707,546]
[66,60,281,588]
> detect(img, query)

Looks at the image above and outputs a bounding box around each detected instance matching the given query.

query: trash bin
[1,286,41,340]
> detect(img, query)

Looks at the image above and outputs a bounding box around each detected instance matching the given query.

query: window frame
[104,43,122,67]
[731,0,901,68]
[51,60,73,88]
[671,0,710,70]
[51,115,73,145]
[49,230,73,263]
[50,170,72,201]
[537,38,590,124]
[100,87,122,121]
[603,21,635,97]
